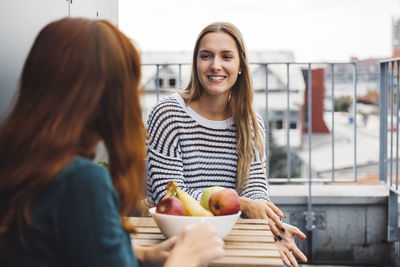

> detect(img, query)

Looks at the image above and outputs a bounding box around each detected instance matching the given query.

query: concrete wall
[0,0,118,121]
[270,184,392,265]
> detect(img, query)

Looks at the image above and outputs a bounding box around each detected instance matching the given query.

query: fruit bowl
[149,207,241,239]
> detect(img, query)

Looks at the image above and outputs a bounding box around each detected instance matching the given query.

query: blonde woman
[146,22,307,266]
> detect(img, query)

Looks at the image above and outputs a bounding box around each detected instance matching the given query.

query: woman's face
[196,32,241,99]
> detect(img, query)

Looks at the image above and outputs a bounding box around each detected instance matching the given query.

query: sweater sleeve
[146,99,204,204]
[56,160,138,267]
[240,115,270,201]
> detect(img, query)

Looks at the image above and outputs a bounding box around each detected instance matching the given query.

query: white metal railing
[142,62,360,185]
[379,58,400,247]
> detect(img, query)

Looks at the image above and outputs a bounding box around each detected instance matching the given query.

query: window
[276,120,283,129]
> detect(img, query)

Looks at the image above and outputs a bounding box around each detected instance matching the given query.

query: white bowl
[149,207,241,239]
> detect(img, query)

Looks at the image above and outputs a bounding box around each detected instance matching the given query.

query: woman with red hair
[0,18,223,267]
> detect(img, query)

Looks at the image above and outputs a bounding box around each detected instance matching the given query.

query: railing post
[306,63,313,231]
[379,59,400,266]
[331,64,335,182]
[178,64,182,90]
[265,64,270,179]
[286,63,291,180]
[155,64,160,102]
[352,63,357,182]
[380,62,388,184]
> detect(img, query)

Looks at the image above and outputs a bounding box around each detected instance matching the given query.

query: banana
[168,182,214,216]
[162,182,176,200]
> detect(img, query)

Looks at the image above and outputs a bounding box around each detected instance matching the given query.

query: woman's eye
[200,54,210,59]
[223,55,233,60]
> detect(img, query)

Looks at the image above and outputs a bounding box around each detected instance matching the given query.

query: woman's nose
[211,57,222,71]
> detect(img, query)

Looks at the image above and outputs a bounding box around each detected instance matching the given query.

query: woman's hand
[239,197,307,266]
[164,221,224,267]
[134,236,178,267]
[273,223,307,267]
[239,197,285,229]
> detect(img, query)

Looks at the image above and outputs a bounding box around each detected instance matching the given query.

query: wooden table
[129,217,283,267]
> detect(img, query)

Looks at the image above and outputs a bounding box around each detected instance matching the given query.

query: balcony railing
[142,62,360,184]
[142,60,397,264]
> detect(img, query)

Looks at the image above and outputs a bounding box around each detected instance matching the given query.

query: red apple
[209,188,240,216]
[156,197,186,216]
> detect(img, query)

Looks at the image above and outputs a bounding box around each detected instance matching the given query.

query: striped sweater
[146,93,270,204]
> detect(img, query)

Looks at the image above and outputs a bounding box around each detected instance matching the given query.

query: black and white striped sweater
[146,93,270,204]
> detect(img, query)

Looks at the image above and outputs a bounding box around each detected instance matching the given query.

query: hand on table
[272,223,307,267]
[239,197,307,266]
[239,197,285,229]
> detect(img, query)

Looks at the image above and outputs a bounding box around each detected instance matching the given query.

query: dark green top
[3,156,138,267]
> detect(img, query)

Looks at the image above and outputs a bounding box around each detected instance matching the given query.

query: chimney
[301,68,330,134]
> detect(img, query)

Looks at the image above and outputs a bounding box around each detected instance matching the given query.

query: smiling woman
[146,22,308,267]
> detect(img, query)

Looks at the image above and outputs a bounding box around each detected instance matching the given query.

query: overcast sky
[119,0,400,62]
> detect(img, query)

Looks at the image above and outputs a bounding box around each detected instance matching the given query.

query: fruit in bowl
[149,207,241,238]
[200,186,224,210]
[156,197,186,216]
[209,188,240,216]
[160,182,213,216]
[151,182,241,238]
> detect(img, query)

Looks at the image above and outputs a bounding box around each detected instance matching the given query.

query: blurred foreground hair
[0,18,146,245]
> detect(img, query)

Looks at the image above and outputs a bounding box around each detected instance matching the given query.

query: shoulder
[147,93,185,122]
[147,93,190,134]
[54,156,112,192]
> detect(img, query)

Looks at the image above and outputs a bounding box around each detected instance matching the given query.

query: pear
[166,182,214,216]
[200,186,224,210]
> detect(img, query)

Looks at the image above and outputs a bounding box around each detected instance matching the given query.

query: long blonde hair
[180,22,264,192]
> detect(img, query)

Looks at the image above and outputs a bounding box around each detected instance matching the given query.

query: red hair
[0,18,146,246]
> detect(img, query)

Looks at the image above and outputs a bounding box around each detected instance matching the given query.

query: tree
[267,133,302,179]
[334,96,352,112]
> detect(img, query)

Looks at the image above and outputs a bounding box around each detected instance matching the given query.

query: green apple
[200,186,224,210]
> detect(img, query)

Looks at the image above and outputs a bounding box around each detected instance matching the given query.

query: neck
[188,93,231,121]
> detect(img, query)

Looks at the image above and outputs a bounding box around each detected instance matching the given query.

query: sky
[119,0,400,62]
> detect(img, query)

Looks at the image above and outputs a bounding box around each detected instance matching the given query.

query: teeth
[208,76,224,81]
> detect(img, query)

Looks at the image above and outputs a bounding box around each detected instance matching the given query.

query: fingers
[265,206,283,230]
[285,250,299,267]
[292,246,308,263]
[291,225,307,240]
[267,217,283,240]
[177,222,224,265]
[278,248,291,266]
[265,201,285,218]
[163,236,178,250]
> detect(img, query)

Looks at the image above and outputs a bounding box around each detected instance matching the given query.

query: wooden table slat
[209,256,283,267]
[236,218,269,224]
[233,224,270,230]
[132,240,280,251]
[224,249,280,257]
[129,217,282,266]
[224,242,278,250]
[229,229,273,236]
[224,235,275,243]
